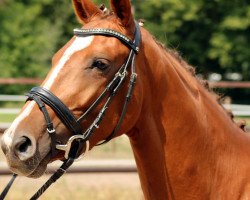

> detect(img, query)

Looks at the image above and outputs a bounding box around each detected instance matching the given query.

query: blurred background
[0,0,249,199]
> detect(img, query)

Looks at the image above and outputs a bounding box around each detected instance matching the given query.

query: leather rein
[0,22,141,200]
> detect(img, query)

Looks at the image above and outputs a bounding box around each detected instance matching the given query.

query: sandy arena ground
[0,173,143,200]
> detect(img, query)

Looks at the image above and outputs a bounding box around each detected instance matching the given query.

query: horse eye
[92,60,109,71]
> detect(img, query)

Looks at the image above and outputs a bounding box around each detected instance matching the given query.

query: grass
[0,113,17,123]
[0,102,24,108]
[236,117,250,125]
[0,101,23,123]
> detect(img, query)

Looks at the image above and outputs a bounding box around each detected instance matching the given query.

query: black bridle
[0,22,141,200]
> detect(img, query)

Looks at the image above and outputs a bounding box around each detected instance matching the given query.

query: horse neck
[128,30,250,199]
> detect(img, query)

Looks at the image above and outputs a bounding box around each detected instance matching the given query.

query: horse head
[1,0,143,178]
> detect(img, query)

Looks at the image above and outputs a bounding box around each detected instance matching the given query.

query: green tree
[133,0,250,80]
[0,0,249,100]
[0,0,104,79]
[0,0,77,93]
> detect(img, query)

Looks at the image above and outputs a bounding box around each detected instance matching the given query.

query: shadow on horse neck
[129,27,250,199]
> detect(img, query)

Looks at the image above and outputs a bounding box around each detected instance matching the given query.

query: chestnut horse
[1,0,250,199]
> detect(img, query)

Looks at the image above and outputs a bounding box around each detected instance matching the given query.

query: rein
[0,22,141,200]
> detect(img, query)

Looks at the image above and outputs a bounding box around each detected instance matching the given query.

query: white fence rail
[0,95,250,133]
[0,94,26,101]
[224,104,250,116]
[0,108,21,114]
[0,95,250,116]
[0,95,25,115]
[0,159,137,175]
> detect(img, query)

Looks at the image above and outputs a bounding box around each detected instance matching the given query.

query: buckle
[55,135,89,161]
[47,128,56,134]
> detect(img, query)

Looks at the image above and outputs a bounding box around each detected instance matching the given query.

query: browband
[73,25,140,54]
[26,22,141,157]
[0,20,142,200]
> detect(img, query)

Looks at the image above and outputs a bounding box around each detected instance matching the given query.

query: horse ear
[110,0,134,27]
[72,0,101,24]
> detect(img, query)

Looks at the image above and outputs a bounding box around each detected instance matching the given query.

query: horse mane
[153,37,247,132]
[96,5,247,132]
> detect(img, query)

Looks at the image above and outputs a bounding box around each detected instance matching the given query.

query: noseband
[27,22,141,160]
[0,23,141,200]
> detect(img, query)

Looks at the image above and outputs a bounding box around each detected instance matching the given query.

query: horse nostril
[14,136,34,160]
[17,136,32,153]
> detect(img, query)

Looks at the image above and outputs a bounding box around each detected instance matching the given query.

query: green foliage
[208,5,250,79]
[1,1,56,78]
[133,0,250,79]
[0,0,249,97]
[0,0,77,93]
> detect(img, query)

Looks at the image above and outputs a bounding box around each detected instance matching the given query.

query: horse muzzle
[1,129,50,178]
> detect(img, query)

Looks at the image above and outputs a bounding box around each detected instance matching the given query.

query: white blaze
[2,102,36,148]
[44,36,94,89]
[2,36,94,148]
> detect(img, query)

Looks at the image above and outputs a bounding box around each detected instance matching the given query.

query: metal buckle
[47,128,56,134]
[56,135,89,161]
[112,72,126,94]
